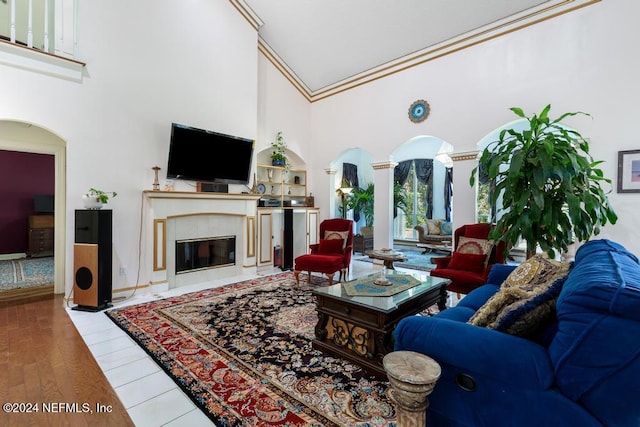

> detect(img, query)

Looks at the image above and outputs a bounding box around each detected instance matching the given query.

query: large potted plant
[471,105,617,259]
[350,183,375,235]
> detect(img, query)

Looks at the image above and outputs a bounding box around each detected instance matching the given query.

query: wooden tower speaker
[73,210,113,311]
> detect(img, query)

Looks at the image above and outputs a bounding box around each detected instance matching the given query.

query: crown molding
[229,0,263,30]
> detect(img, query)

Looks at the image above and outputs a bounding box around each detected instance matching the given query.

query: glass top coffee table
[311,270,449,378]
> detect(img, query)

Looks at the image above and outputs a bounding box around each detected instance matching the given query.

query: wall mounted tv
[166,123,254,185]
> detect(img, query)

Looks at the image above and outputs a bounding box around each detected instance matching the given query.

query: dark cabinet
[28,215,54,257]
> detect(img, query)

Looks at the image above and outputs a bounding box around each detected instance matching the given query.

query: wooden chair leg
[326,273,334,285]
[294,270,300,287]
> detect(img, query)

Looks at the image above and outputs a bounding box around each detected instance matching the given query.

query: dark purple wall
[0,150,55,254]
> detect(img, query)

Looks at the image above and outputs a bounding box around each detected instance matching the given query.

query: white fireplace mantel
[142,191,260,288]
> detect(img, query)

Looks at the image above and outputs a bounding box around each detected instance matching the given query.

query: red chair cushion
[448,252,487,274]
[295,253,344,270]
[318,238,344,254]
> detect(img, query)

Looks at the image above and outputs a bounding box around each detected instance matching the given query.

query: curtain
[394,160,412,185]
[342,163,359,188]
[342,162,359,221]
[414,159,434,219]
[444,166,453,221]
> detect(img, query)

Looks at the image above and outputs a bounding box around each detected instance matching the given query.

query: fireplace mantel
[143,191,260,288]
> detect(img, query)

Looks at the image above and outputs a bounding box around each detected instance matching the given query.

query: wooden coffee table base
[312,279,448,379]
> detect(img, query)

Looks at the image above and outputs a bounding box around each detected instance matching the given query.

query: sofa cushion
[447,251,487,274]
[317,238,343,254]
[440,221,453,235]
[468,255,570,338]
[549,239,640,410]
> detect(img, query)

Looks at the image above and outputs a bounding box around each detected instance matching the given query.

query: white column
[372,161,397,250]
[450,151,479,230]
[324,168,337,218]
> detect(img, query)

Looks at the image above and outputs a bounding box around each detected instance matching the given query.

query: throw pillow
[425,219,442,235]
[468,255,570,338]
[457,236,494,257]
[318,238,344,254]
[440,221,453,235]
[325,230,349,249]
[447,251,487,274]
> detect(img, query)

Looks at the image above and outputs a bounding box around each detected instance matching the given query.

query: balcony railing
[0,0,83,80]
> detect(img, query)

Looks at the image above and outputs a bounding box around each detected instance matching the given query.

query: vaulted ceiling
[235,0,599,101]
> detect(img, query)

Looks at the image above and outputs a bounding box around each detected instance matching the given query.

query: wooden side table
[366,249,407,269]
[383,351,441,426]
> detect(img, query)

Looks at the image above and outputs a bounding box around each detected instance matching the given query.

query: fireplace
[175,236,236,274]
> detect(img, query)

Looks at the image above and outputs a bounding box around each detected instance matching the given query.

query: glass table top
[311,270,449,313]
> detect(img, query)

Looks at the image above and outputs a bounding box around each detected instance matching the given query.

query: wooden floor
[0,294,133,426]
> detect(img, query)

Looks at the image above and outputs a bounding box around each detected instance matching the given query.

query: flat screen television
[166,123,254,185]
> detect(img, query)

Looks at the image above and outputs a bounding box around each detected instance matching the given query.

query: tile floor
[67,258,453,426]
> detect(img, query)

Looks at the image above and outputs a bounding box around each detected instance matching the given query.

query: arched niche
[392,135,453,240]
[0,120,66,295]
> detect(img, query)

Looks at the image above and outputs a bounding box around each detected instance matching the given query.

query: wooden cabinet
[29,214,54,257]
[256,164,308,207]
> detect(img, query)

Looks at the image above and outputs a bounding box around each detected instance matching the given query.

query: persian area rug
[105,272,397,426]
[355,249,436,272]
[0,257,54,290]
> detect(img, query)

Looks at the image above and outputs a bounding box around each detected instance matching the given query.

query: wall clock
[408,99,430,123]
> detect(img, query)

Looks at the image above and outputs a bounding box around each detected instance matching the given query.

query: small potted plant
[83,188,117,210]
[271,131,289,169]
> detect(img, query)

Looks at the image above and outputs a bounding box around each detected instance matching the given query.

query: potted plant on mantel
[83,187,117,210]
[470,105,617,259]
[271,131,289,170]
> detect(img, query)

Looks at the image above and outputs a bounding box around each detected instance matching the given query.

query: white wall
[0,0,258,294]
[307,0,640,256]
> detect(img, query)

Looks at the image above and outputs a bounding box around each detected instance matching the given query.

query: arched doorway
[0,120,66,296]
[391,136,453,240]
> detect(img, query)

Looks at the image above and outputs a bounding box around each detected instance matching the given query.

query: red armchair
[294,218,354,286]
[429,223,506,294]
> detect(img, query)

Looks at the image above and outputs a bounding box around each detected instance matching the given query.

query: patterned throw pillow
[425,219,442,235]
[325,230,349,249]
[468,255,571,337]
[457,236,494,265]
[440,221,453,235]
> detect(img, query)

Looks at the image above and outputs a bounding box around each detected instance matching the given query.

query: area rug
[0,257,54,290]
[105,272,397,426]
[356,249,436,272]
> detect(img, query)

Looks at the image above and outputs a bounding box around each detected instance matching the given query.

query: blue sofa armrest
[394,315,554,390]
[486,263,517,285]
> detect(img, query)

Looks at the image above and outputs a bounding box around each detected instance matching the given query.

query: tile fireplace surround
[142,191,260,289]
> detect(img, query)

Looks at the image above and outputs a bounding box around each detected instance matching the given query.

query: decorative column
[450,151,479,230]
[324,168,337,218]
[372,161,397,250]
[383,351,441,427]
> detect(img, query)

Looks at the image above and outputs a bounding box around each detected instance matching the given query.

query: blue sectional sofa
[394,239,640,427]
